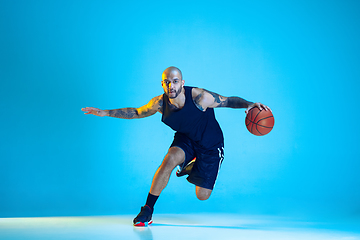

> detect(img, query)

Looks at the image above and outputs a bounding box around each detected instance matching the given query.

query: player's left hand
[245,102,271,114]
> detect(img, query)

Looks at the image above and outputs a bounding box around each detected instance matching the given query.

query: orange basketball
[245,107,274,136]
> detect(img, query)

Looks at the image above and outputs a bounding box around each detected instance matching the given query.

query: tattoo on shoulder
[194,93,205,111]
[158,98,163,113]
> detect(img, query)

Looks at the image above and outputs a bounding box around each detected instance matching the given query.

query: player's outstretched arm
[192,88,270,113]
[81,95,163,119]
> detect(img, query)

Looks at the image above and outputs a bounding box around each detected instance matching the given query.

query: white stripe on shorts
[214,146,225,188]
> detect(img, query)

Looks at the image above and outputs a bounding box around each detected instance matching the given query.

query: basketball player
[82,66,270,226]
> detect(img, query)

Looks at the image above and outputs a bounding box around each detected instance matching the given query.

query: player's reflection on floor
[133,225,153,240]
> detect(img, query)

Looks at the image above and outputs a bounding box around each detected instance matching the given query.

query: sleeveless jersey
[161,86,224,148]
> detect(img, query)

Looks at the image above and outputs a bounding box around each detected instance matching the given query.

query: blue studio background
[1,0,359,220]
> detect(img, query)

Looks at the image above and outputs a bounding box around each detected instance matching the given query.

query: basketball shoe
[133,205,153,227]
[176,158,196,177]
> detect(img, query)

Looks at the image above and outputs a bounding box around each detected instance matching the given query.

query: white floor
[1,214,359,240]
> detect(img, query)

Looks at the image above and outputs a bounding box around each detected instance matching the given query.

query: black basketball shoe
[176,158,196,177]
[133,205,153,227]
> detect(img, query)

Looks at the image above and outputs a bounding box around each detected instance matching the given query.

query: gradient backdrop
[1,0,359,220]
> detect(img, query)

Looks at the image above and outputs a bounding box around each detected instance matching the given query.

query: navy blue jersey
[161,86,224,149]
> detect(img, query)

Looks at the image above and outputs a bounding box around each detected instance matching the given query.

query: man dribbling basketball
[81,66,271,226]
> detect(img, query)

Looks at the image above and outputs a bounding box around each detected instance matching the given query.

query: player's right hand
[245,102,271,114]
[81,107,107,117]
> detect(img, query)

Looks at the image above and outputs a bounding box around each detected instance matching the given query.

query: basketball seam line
[253,110,262,122]
[256,115,273,124]
[256,127,264,136]
[246,116,274,128]
[251,109,255,133]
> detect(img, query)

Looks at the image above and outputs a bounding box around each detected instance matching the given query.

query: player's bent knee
[197,195,210,201]
[163,147,185,169]
[162,155,179,169]
[196,187,212,201]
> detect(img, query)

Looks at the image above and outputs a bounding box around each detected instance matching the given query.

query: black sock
[145,193,159,210]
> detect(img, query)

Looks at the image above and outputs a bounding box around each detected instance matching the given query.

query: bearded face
[161,68,184,99]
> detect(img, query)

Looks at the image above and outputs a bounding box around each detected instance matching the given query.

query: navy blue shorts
[170,132,224,190]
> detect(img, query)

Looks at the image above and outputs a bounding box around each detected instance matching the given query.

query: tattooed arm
[81,95,163,119]
[192,88,270,113]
